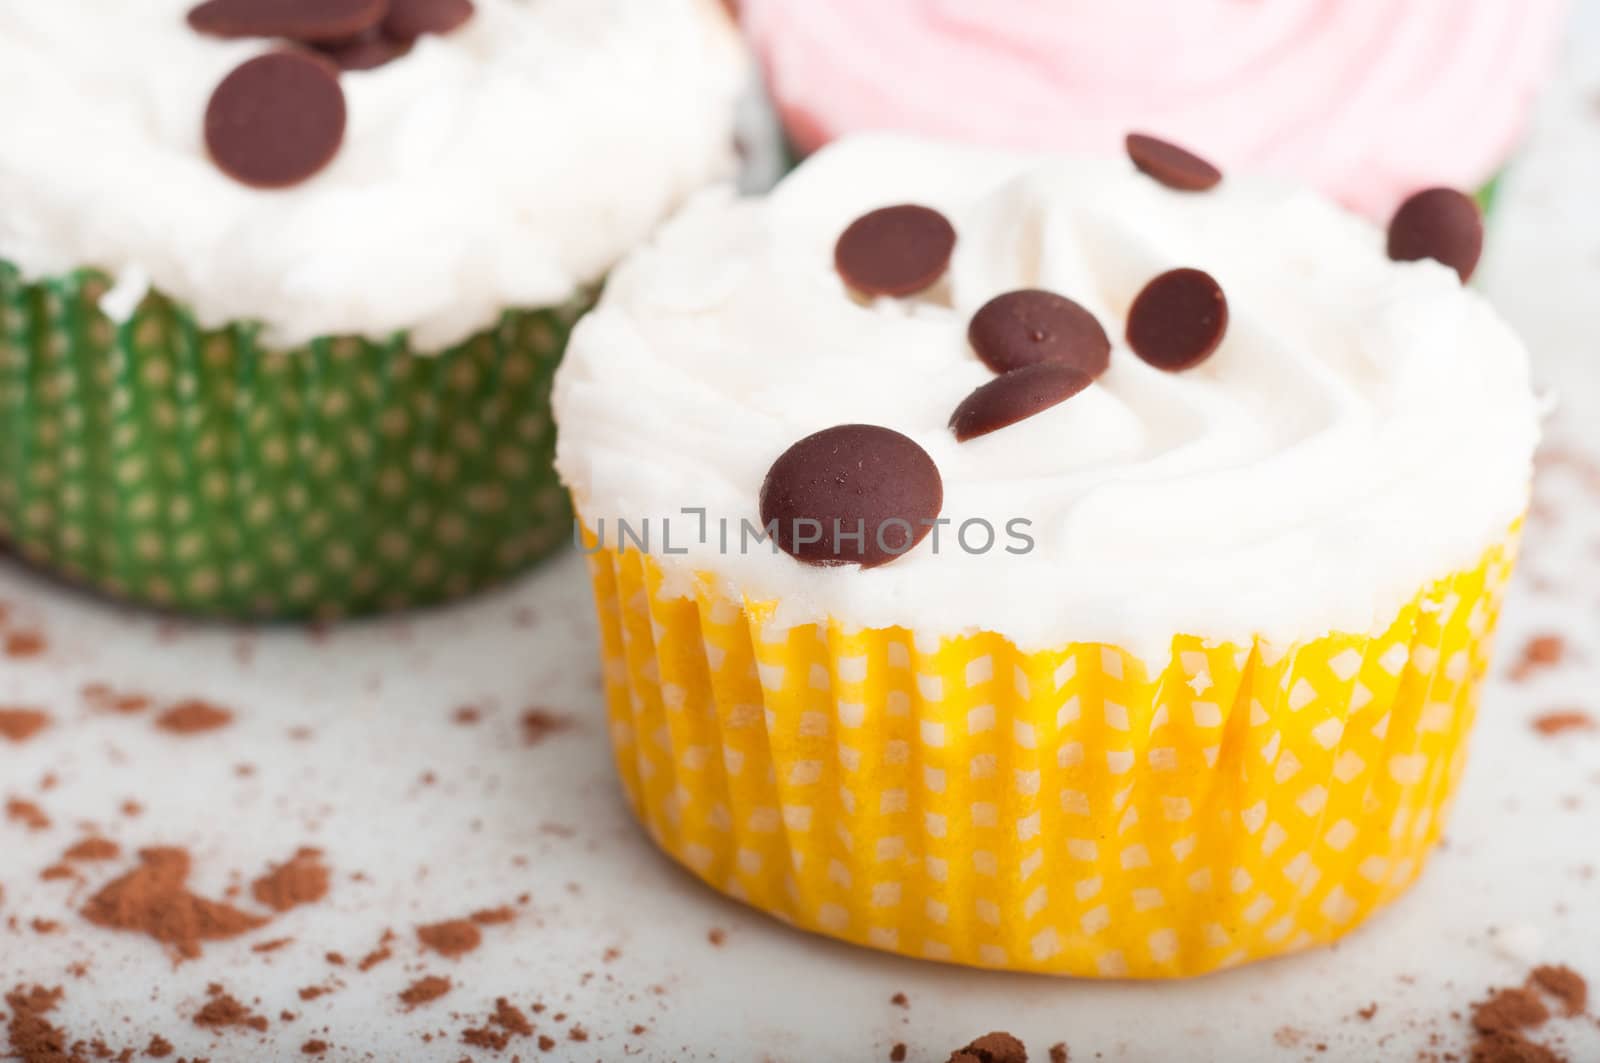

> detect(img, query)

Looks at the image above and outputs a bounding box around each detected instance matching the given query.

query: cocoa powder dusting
[145,1034,173,1057]
[80,848,269,960]
[1533,711,1596,737]
[4,631,46,659]
[154,701,233,735]
[417,919,481,958]
[1049,1044,1069,1063]
[399,976,452,1009]
[63,838,121,863]
[5,798,51,831]
[469,906,516,927]
[1530,965,1588,1016]
[4,984,71,1063]
[520,709,572,746]
[0,708,50,744]
[250,848,329,912]
[1512,635,1567,681]
[193,984,268,1033]
[300,1040,328,1056]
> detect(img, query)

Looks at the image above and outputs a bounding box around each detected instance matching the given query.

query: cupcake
[740,0,1564,218]
[0,0,742,618]
[554,134,1538,977]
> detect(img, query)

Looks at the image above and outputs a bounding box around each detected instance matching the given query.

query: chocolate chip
[759,425,943,568]
[1125,268,1228,372]
[205,51,347,190]
[188,0,387,43]
[383,0,476,40]
[949,362,1092,442]
[948,1032,1028,1063]
[968,289,1110,376]
[319,28,414,71]
[1386,187,1484,282]
[835,205,957,298]
[1125,133,1222,192]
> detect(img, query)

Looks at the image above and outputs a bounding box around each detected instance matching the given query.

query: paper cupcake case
[586,527,1519,978]
[0,260,592,619]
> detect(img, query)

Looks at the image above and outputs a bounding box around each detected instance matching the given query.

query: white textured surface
[557,136,1537,657]
[0,0,744,350]
[4,13,1600,1063]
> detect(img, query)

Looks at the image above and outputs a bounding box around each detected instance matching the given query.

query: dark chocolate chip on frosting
[384,0,477,40]
[318,27,415,71]
[1126,133,1222,192]
[835,205,957,298]
[1386,187,1484,282]
[188,0,388,43]
[968,289,1110,376]
[759,425,943,568]
[205,51,347,190]
[1125,267,1229,372]
[949,363,1093,442]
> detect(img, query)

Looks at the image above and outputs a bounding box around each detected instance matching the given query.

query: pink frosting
[743,0,1565,217]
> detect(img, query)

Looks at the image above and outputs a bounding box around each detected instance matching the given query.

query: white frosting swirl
[0,0,744,350]
[555,135,1539,657]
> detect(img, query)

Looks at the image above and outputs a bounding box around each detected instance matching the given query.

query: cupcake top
[554,135,1539,657]
[0,0,744,349]
[743,0,1564,219]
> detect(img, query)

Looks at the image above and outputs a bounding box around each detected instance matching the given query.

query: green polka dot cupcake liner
[0,259,592,620]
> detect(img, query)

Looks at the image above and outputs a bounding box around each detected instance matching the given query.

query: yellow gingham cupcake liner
[585,525,1519,978]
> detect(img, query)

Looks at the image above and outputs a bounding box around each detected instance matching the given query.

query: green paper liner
[0,259,592,619]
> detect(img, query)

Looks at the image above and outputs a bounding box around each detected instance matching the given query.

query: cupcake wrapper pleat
[585,525,1519,977]
[0,261,591,618]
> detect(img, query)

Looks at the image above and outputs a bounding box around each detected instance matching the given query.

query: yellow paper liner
[584,527,1519,978]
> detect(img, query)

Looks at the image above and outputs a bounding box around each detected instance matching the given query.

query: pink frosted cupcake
[742,0,1565,218]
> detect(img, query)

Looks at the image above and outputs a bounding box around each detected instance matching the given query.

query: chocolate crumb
[890,992,909,1008]
[707,928,727,947]
[520,709,572,747]
[146,1034,173,1057]
[891,1045,908,1062]
[1049,1045,1069,1063]
[1512,635,1567,682]
[300,1041,327,1056]
[949,1031,1027,1063]
[1533,711,1596,737]
[1357,1003,1379,1021]
[568,1026,589,1043]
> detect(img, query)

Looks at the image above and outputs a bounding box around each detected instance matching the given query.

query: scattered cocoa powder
[707,928,727,947]
[40,865,77,882]
[357,930,395,972]
[5,798,50,831]
[1049,1044,1069,1063]
[193,984,268,1033]
[4,984,71,1063]
[890,1045,908,1062]
[469,907,516,927]
[83,685,152,715]
[300,1041,327,1056]
[399,976,452,1009]
[520,709,572,746]
[948,1032,1028,1063]
[297,986,330,1003]
[5,631,46,659]
[63,838,120,863]
[537,1035,556,1051]
[250,938,292,954]
[417,920,481,959]
[890,992,908,1008]
[1356,1003,1379,1021]
[145,1034,173,1057]
[0,708,50,744]
[81,848,269,960]
[1474,988,1552,1035]
[452,706,482,726]
[568,1025,589,1043]
[154,700,233,735]
[1512,635,1568,681]
[30,919,60,935]
[250,848,329,912]
[1530,965,1588,1016]
[1533,711,1596,737]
